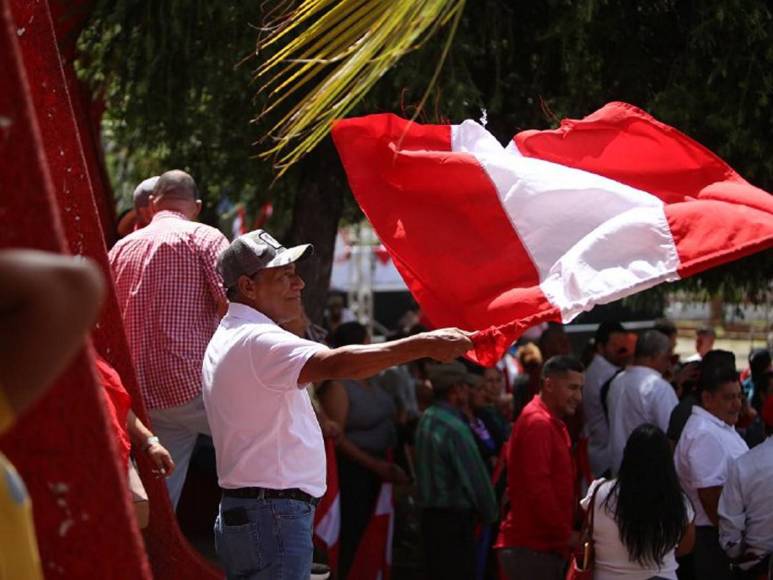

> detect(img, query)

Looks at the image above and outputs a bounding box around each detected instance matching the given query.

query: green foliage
[368,0,773,300]
[77,1,295,224]
[77,0,772,300]
[252,0,466,174]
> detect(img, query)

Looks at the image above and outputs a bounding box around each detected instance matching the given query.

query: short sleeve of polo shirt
[249,328,329,391]
[686,431,730,489]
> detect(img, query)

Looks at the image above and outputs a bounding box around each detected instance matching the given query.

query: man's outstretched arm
[298,328,473,384]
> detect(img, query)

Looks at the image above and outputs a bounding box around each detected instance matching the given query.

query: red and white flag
[231,204,249,238]
[313,438,341,572]
[332,102,773,364]
[347,482,394,580]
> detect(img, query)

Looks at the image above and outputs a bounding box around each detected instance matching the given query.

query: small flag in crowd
[332,102,773,365]
[232,204,249,238]
[314,438,341,572]
[347,481,394,580]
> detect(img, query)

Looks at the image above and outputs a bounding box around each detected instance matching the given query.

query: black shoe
[310,562,331,580]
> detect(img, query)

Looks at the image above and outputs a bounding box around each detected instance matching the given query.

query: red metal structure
[0,0,220,576]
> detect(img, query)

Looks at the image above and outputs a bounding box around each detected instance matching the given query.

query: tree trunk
[286,141,345,325]
[709,296,724,327]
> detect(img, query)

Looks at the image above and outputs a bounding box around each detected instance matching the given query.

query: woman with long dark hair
[581,423,695,579]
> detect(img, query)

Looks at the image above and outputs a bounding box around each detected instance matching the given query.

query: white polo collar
[692,404,735,431]
[226,302,274,324]
[627,365,661,378]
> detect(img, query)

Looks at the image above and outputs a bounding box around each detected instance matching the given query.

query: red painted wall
[0,1,150,577]
[2,0,221,577]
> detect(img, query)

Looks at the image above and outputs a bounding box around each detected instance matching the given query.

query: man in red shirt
[497,355,584,579]
[109,170,229,508]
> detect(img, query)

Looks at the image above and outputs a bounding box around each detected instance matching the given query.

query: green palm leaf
[255,0,465,174]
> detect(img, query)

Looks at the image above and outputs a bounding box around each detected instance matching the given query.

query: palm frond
[255,0,465,175]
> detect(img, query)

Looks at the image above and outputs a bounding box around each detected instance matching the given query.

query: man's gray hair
[132,176,159,209]
[635,329,671,359]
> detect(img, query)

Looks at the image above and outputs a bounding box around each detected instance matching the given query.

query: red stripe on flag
[332,114,557,362]
[346,482,394,580]
[514,100,773,280]
[334,105,773,365]
[514,101,748,204]
[665,200,773,278]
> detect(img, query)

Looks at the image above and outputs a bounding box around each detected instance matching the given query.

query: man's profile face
[703,381,742,426]
[666,333,677,353]
[544,370,584,417]
[251,263,305,324]
[652,346,674,376]
[602,332,630,367]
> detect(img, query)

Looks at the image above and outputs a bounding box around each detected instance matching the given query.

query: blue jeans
[214,495,315,580]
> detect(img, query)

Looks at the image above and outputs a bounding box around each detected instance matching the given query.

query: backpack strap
[601,369,624,423]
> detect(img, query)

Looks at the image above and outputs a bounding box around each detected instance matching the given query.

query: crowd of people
[2,169,770,580]
[110,171,773,580]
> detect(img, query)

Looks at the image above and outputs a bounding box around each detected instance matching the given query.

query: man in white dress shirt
[202,229,473,580]
[581,321,630,477]
[718,389,773,578]
[607,330,678,475]
[675,367,748,580]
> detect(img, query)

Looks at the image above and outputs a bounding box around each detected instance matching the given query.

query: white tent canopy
[329,225,407,293]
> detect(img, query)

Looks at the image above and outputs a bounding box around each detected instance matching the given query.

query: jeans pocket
[272,499,314,520]
[214,515,262,577]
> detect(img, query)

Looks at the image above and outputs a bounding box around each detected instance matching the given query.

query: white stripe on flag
[451,121,681,321]
[385,495,394,567]
[374,482,392,516]
[315,493,341,546]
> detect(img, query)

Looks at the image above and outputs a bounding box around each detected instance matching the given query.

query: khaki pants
[148,394,211,509]
[128,461,149,528]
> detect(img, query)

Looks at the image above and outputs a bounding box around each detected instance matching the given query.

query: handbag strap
[581,478,605,543]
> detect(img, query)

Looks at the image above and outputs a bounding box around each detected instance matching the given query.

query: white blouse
[581,479,695,580]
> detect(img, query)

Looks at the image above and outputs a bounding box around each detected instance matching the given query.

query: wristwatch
[143,436,160,451]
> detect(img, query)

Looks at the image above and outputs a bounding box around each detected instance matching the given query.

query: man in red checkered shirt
[109,170,229,508]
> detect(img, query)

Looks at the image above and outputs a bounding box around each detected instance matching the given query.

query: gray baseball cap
[218,229,313,288]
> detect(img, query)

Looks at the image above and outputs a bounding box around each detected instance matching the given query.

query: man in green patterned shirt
[416,362,498,580]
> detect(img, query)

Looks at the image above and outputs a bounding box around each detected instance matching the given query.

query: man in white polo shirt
[606,329,678,475]
[718,388,773,577]
[675,366,748,580]
[202,229,473,580]
[581,320,629,477]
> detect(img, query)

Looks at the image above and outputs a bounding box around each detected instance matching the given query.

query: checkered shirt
[109,211,229,409]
